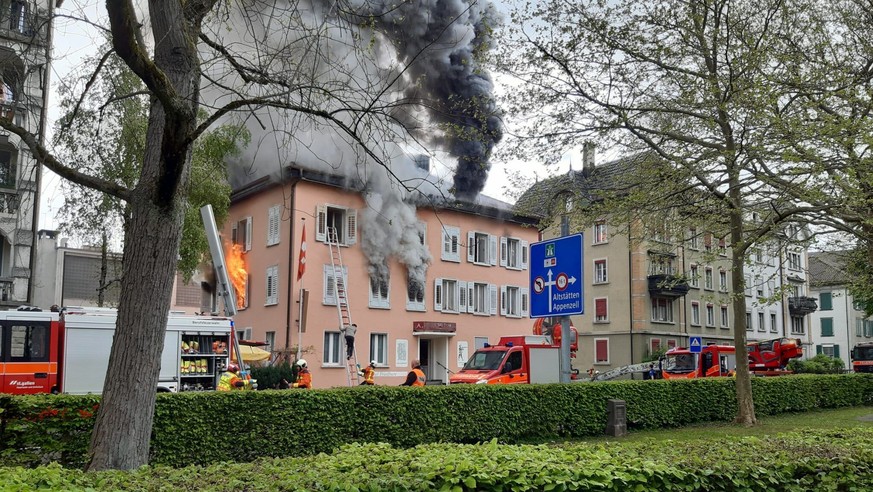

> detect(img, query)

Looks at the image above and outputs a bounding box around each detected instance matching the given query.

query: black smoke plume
[347,0,503,200]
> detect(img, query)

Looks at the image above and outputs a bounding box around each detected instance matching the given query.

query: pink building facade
[225,167,539,387]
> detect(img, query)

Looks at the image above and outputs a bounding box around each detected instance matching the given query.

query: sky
[37,1,578,233]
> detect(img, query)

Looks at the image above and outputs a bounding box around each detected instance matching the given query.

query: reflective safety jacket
[362,366,375,385]
[295,368,312,389]
[412,368,425,387]
[217,371,241,391]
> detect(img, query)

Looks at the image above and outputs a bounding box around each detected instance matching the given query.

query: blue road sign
[529,234,584,318]
[689,336,703,353]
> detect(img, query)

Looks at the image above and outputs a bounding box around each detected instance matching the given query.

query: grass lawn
[582,405,873,443]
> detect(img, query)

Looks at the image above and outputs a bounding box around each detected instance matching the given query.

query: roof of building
[515,152,657,221]
[231,165,539,226]
[808,251,854,287]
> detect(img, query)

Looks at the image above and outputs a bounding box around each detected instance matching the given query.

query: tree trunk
[87,1,199,471]
[98,230,107,307]
[729,196,756,426]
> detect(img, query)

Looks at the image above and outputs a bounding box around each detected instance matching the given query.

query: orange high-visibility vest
[363,366,375,385]
[412,368,425,387]
[296,369,312,389]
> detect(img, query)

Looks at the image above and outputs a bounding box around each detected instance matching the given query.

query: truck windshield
[463,350,507,370]
[663,353,698,373]
[855,346,873,361]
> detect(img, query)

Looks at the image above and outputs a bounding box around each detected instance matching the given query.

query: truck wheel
[156,387,171,393]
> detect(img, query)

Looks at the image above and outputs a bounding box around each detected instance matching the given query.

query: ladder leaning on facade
[327,226,360,386]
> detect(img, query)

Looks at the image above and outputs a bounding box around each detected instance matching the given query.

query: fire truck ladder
[327,227,360,386]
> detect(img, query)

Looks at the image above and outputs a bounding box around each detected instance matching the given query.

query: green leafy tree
[498,0,849,425]
[54,45,247,293]
[0,0,454,470]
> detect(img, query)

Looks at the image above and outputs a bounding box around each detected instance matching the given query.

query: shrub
[250,362,295,389]
[1,374,871,468]
[788,354,845,374]
[1,429,873,490]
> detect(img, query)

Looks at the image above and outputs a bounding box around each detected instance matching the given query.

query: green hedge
[2,429,873,490]
[1,374,871,469]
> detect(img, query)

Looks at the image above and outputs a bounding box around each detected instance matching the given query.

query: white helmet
[370,360,376,366]
[296,359,307,367]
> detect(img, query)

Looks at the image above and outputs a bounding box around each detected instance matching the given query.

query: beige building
[520,153,735,372]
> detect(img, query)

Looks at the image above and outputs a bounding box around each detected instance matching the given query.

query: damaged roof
[231,164,538,226]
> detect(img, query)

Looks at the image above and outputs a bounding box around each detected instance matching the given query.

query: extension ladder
[327,226,360,386]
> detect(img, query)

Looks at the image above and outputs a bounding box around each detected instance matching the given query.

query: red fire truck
[450,329,578,384]
[851,342,873,373]
[0,307,242,395]
[661,337,804,379]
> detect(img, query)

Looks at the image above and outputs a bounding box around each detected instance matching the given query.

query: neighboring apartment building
[743,222,817,350]
[0,0,59,306]
[225,165,539,388]
[32,229,207,314]
[518,149,815,372]
[808,251,873,368]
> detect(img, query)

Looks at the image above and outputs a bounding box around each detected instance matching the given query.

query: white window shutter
[521,288,529,317]
[347,209,358,245]
[500,286,507,316]
[489,284,498,316]
[442,230,451,259]
[244,217,252,252]
[521,241,528,270]
[454,281,461,312]
[316,205,327,242]
[231,222,238,245]
[489,235,497,266]
[500,237,507,267]
[468,284,475,313]
[323,265,334,304]
[434,278,443,311]
[467,231,475,262]
[459,281,467,312]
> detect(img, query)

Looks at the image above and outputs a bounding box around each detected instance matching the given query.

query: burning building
[224,165,537,387]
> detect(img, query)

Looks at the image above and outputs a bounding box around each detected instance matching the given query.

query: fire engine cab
[0,307,239,395]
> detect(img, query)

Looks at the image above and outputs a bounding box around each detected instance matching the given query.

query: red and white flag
[297,224,307,281]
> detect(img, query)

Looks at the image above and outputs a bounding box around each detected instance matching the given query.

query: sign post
[530,234,584,382]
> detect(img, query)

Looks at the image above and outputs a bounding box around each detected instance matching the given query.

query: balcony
[0,189,17,213]
[788,296,818,316]
[648,274,690,298]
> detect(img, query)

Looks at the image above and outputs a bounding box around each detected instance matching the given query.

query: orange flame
[225,242,247,308]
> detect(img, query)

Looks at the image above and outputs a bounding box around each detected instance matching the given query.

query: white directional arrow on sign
[546,269,557,312]
[568,276,577,285]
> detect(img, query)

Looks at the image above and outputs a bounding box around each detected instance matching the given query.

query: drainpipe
[845,288,850,368]
[778,247,785,337]
[628,225,634,368]
[284,179,298,353]
[28,2,57,304]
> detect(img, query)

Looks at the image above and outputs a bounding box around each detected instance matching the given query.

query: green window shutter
[819,292,833,310]
[834,345,840,360]
[821,318,834,337]
[816,344,822,355]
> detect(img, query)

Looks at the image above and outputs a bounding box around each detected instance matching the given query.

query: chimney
[582,141,595,173]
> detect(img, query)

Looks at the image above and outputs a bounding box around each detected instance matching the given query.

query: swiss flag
[297,224,307,281]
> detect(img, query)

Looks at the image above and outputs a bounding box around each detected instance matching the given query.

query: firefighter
[217,363,246,391]
[293,359,312,389]
[401,360,426,386]
[360,360,376,385]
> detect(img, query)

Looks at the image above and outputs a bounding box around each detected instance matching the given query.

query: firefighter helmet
[226,363,239,373]
[370,360,376,367]
[296,359,307,367]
